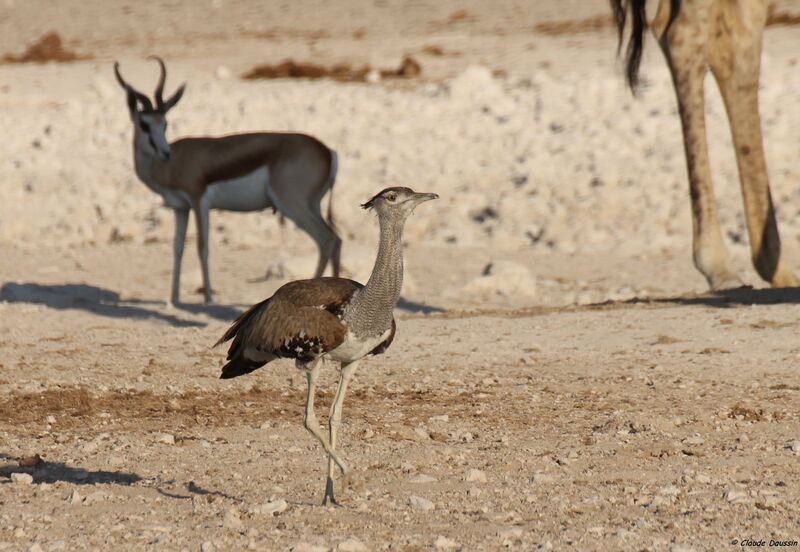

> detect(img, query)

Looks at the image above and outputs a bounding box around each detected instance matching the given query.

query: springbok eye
[139,121,150,132]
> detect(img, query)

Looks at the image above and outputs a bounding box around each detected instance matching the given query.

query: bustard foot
[321,476,340,506]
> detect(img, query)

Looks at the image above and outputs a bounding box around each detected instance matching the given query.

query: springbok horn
[148,55,167,110]
[114,62,154,112]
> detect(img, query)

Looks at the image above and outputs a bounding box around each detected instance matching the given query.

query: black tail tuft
[220,356,265,379]
[610,0,649,92]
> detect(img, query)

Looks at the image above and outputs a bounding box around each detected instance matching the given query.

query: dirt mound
[2,31,90,64]
[243,56,421,82]
[534,15,613,36]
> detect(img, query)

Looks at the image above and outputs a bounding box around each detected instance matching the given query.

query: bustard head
[114,56,186,162]
[361,187,439,221]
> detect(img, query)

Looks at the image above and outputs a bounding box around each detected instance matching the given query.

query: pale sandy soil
[2,1,800,551]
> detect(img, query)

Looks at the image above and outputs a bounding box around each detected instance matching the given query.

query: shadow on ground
[636,286,800,308]
[0,453,141,486]
[0,282,207,327]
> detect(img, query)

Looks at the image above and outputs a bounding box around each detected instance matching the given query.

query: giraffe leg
[322,360,360,506]
[654,0,742,290]
[707,1,798,287]
[300,359,349,477]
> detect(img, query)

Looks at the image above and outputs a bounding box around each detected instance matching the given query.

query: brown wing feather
[215,278,363,369]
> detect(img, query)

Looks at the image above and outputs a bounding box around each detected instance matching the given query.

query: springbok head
[114,56,185,161]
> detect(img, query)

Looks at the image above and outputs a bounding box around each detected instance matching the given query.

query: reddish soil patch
[2,31,90,64]
[242,56,421,82]
[534,15,613,36]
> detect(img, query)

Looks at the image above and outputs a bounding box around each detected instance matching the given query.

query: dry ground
[2,1,800,551]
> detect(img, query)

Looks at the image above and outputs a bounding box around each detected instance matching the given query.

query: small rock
[696,474,711,484]
[429,415,449,423]
[465,468,487,483]
[725,489,749,504]
[410,474,437,483]
[468,487,482,498]
[499,527,523,540]
[409,495,434,511]
[83,491,108,505]
[46,415,56,424]
[659,485,680,496]
[201,542,215,552]
[66,489,83,504]
[291,543,330,552]
[787,440,799,453]
[683,435,704,446]
[413,427,430,440]
[434,536,458,550]
[670,545,696,552]
[254,498,288,516]
[532,472,555,484]
[337,538,367,552]
[223,508,243,530]
[10,472,33,485]
[28,544,43,552]
[155,433,175,445]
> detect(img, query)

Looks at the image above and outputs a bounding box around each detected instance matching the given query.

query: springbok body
[612,0,798,289]
[115,57,342,305]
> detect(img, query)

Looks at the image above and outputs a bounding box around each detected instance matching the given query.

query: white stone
[10,473,33,485]
[410,474,437,483]
[201,542,215,552]
[28,544,43,552]
[254,498,288,516]
[83,491,108,505]
[46,415,56,424]
[725,489,749,504]
[465,468,487,483]
[155,433,175,445]
[337,538,367,552]
[66,489,83,504]
[409,495,434,511]
[532,472,556,484]
[223,508,243,529]
[433,536,459,550]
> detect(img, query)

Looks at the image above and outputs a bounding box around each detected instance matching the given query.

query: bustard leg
[301,359,349,477]
[323,360,360,506]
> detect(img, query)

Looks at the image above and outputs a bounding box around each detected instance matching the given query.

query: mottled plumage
[216,278,396,378]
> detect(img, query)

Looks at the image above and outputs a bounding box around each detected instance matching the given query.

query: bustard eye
[387,193,397,201]
[139,120,150,132]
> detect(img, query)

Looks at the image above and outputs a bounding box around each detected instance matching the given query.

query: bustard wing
[215,278,363,378]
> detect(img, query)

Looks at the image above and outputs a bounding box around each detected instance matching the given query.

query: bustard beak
[411,192,439,204]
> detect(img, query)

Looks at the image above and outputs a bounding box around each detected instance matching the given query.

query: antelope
[611,0,798,289]
[114,57,342,305]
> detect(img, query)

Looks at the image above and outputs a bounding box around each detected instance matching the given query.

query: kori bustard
[215,187,438,505]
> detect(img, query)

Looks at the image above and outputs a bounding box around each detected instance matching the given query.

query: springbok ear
[162,84,186,112]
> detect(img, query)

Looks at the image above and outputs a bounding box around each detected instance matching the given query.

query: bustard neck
[345,214,405,337]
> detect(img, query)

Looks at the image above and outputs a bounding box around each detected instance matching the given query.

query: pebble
[434,536,459,550]
[66,489,83,504]
[201,542,215,552]
[683,435,704,446]
[291,543,330,552]
[429,415,449,423]
[409,495,434,511]
[253,498,288,516]
[532,472,555,484]
[337,538,367,552]
[465,469,487,483]
[46,415,56,424]
[787,440,799,453]
[155,433,176,445]
[28,544,43,552]
[10,473,33,485]
[410,474,437,484]
[670,545,696,552]
[725,489,749,504]
[223,508,243,530]
[696,474,711,484]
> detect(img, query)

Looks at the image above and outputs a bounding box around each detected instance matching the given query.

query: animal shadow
[0,453,141,486]
[0,282,204,327]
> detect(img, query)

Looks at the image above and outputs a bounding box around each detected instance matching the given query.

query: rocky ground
[2,1,800,551]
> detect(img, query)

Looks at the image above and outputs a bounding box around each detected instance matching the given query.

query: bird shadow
[397,296,446,314]
[0,282,205,328]
[154,480,239,501]
[627,285,800,308]
[0,453,141,486]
